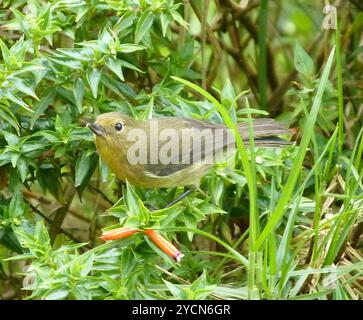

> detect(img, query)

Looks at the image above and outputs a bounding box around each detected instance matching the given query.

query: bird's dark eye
[114,122,123,131]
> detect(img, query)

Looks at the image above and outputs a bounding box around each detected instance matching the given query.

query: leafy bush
[0,0,362,300]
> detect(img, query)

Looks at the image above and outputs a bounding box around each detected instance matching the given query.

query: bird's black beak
[87,122,106,137]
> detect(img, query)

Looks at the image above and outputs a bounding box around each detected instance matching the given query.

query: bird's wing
[143,118,224,177]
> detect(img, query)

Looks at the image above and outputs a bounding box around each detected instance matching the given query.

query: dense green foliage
[0,0,362,300]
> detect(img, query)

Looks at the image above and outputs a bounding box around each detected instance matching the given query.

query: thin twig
[87,184,114,205]
[49,184,76,243]
[27,201,91,248]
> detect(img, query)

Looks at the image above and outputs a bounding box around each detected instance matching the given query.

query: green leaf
[3,131,20,146]
[44,288,70,300]
[73,78,84,113]
[72,287,91,300]
[38,4,51,30]
[124,182,141,215]
[30,89,56,129]
[5,92,33,113]
[37,168,61,200]
[0,231,23,254]
[170,9,188,28]
[34,130,58,143]
[9,37,27,62]
[11,78,38,100]
[163,280,186,299]
[119,60,144,73]
[160,13,172,37]
[9,8,25,24]
[101,273,122,292]
[16,157,28,182]
[118,43,145,53]
[8,189,25,218]
[12,65,45,77]
[105,58,124,81]
[183,213,197,241]
[221,79,237,121]
[87,68,101,98]
[294,43,314,77]
[101,75,137,99]
[141,97,153,120]
[221,78,236,105]
[113,12,137,35]
[75,152,91,187]
[0,39,10,65]
[54,145,67,158]
[48,56,83,69]
[10,153,20,168]
[75,5,89,24]
[79,252,94,277]
[0,105,20,135]
[135,12,154,44]
[34,220,51,245]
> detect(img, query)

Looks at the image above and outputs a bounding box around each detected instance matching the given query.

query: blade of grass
[300,97,324,264]
[245,97,260,298]
[335,17,344,156]
[324,127,363,265]
[353,126,363,172]
[212,228,249,277]
[324,173,363,265]
[324,127,338,179]
[296,127,338,198]
[266,176,277,297]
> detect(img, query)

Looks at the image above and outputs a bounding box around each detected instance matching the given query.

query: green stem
[258,0,268,110]
[335,17,344,156]
[163,226,249,268]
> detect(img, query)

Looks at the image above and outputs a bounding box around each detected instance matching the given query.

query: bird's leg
[164,187,194,209]
[145,187,195,211]
[144,202,158,211]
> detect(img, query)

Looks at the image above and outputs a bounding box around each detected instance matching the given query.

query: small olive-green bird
[88,112,290,194]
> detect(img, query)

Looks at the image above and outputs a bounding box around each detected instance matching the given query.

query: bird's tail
[237,119,292,147]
